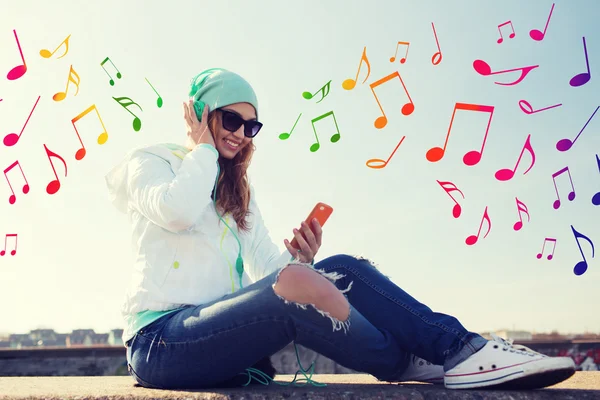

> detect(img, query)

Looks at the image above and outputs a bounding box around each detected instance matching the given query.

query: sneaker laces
[490,333,541,357]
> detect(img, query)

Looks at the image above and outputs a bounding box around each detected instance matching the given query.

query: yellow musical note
[40,34,71,59]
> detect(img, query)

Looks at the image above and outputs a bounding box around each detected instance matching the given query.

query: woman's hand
[183,99,215,147]
[284,218,323,263]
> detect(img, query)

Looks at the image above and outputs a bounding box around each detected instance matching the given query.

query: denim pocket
[128,363,163,389]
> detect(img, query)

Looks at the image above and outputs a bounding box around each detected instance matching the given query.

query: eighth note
[113,96,143,132]
[43,144,68,195]
[390,41,410,64]
[100,57,122,86]
[342,47,371,90]
[466,206,491,246]
[145,78,163,108]
[71,104,109,160]
[40,34,71,59]
[3,160,29,205]
[551,166,576,209]
[571,225,594,276]
[309,110,341,152]
[0,234,18,256]
[513,197,530,231]
[302,80,332,103]
[436,180,464,218]
[370,71,414,129]
[537,237,557,260]
[495,134,535,181]
[53,65,81,102]
[497,21,516,44]
[473,59,539,86]
[366,136,405,169]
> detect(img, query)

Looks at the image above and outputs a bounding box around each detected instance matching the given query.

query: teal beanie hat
[188,68,259,121]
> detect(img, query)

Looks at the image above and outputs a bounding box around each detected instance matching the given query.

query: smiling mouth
[223,138,241,149]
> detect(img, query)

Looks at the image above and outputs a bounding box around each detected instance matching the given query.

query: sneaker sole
[444,357,575,389]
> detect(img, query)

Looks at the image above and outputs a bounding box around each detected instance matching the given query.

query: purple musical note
[570,37,591,87]
[593,154,600,206]
[571,225,594,276]
[556,106,599,152]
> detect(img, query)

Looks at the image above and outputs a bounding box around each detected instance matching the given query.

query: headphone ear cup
[193,100,205,122]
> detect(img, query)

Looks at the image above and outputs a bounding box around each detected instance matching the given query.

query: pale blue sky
[0,0,598,336]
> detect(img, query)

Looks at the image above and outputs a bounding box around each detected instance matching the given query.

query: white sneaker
[444,333,576,390]
[395,354,444,384]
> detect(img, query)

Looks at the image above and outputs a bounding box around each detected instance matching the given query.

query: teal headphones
[189,68,224,123]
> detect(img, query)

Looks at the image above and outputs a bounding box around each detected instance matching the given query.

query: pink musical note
[426,103,495,166]
[466,206,491,246]
[536,237,557,260]
[569,37,591,87]
[3,96,41,147]
[370,71,414,129]
[7,30,27,80]
[497,21,516,44]
[518,99,562,115]
[513,197,530,231]
[556,105,598,152]
[530,3,555,41]
[3,161,30,205]
[593,154,600,206]
[473,59,539,86]
[0,234,17,256]
[390,41,410,64]
[431,22,442,65]
[551,166,576,210]
[342,47,371,91]
[366,136,405,169]
[43,144,68,195]
[436,180,465,218]
[495,134,535,181]
[571,225,594,276]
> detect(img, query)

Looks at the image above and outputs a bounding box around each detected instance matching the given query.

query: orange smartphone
[290,202,334,249]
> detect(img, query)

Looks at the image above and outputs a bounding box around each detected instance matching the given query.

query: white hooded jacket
[105,142,292,343]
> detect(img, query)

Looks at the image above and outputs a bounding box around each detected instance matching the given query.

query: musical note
[473,60,538,86]
[370,71,414,129]
[3,95,41,147]
[513,197,530,231]
[71,105,109,160]
[342,47,371,90]
[556,105,599,152]
[495,134,535,181]
[100,57,122,86]
[593,154,600,206]
[497,21,516,44]
[3,161,29,204]
[466,206,491,246]
[536,237,557,260]
[436,180,465,218]
[390,41,410,64]
[39,34,71,59]
[366,136,405,169]
[530,3,555,41]
[145,78,163,108]
[431,22,442,65]
[53,65,80,102]
[426,103,495,166]
[302,80,332,103]
[569,37,591,87]
[551,166,576,210]
[279,113,302,140]
[571,225,594,276]
[518,99,562,115]
[7,30,27,80]
[309,111,341,152]
[0,234,17,256]
[43,144,68,195]
[113,97,142,132]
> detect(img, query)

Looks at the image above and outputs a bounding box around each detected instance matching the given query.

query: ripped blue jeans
[125,254,488,389]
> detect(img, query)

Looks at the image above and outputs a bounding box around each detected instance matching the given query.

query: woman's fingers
[300,221,318,253]
[292,229,313,260]
[311,218,323,247]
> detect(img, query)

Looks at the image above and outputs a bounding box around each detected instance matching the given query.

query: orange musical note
[7,30,27,80]
[366,136,405,169]
[0,234,18,256]
[100,57,122,86]
[466,206,491,246]
[495,134,535,181]
[390,41,410,64]
[551,166,576,210]
[571,225,594,276]
[71,105,109,160]
[431,22,442,65]
[279,113,302,140]
[436,180,465,218]
[3,161,30,205]
[513,197,530,231]
[3,95,41,147]
[497,21,516,44]
[39,34,71,59]
[309,110,341,152]
[113,96,143,132]
[43,144,68,195]
[536,237,557,260]
[473,60,538,86]
[426,103,495,166]
[370,71,414,129]
[342,47,371,90]
[53,65,81,102]
[145,78,163,108]
[302,80,332,103]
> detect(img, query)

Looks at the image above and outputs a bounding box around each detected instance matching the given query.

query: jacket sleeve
[243,187,292,282]
[126,144,219,233]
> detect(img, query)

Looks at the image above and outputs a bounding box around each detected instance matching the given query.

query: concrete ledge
[0,372,598,400]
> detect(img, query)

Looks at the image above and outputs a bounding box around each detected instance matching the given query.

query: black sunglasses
[218,109,263,138]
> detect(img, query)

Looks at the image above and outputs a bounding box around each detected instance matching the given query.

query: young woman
[105,68,576,390]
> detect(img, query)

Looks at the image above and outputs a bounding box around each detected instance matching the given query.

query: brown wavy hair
[207,109,255,232]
